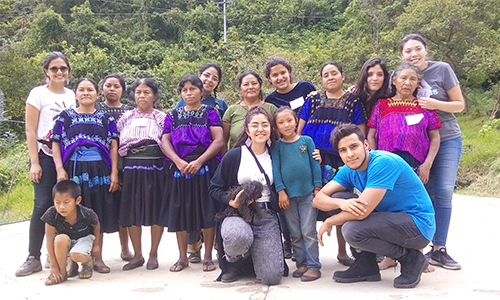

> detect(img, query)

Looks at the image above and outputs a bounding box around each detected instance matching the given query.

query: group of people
[15,33,464,289]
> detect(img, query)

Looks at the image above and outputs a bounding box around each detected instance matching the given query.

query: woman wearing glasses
[16,52,76,277]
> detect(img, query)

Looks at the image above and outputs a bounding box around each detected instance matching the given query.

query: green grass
[456,114,500,196]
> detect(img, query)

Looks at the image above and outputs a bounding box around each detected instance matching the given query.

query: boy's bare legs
[146,225,164,270]
[46,234,70,285]
[93,234,110,273]
[201,227,216,271]
[119,226,133,261]
[336,226,354,265]
[70,251,93,279]
[170,231,189,272]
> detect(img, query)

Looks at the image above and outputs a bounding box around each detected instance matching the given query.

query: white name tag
[406,113,424,126]
[251,173,267,185]
[131,118,149,127]
[289,96,305,110]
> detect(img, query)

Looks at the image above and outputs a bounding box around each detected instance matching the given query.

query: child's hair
[199,63,222,98]
[264,56,295,83]
[178,74,204,94]
[130,78,160,106]
[52,180,81,200]
[354,57,391,116]
[330,124,366,152]
[273,106,298,133]
[238,71,265,100]
[215,181,264,223]
[75,77,99,93]
[102,73,127,92]
[233,106,277,149]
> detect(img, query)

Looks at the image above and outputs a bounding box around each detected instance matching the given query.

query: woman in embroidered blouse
[97,73,134,262]
[51,78,120,274]
[159,75,224,273]
[297,61,368,266]
[116,78,166,271]
[367,63,441,271]
[17,52,76,277]
[223,71,277,149]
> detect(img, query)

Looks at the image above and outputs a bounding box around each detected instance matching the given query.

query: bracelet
[314,187,321,191]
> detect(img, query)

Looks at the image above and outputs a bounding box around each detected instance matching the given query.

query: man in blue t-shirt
[313,124,435,289]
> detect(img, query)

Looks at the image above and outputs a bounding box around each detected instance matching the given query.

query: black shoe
[284,239,293,259]
[221,261,240,283]
[333,249,381,283]
[429,247,461,270]
[394,249,428,288]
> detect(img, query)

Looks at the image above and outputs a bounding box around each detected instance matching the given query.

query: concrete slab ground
[1,194,499,300]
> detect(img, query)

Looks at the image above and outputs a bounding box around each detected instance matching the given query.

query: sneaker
[394,249,428,288]
[429,247,461,270]
[188,251,201,264]
[15,256,42,277]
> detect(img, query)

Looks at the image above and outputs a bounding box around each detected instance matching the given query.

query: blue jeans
[221,209,284,285]
[425,136,462,246]
[282,193,321,271]
[29,152,57,259]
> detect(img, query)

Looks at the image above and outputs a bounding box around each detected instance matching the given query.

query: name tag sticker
[131,118,149,127]
[289,96,305,110]
[251,173,267,185]
[406,113,424,126]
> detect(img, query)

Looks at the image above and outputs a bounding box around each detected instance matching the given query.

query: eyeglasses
[201,72,219,82]
[49,66,69,73]
[248,123,270,130]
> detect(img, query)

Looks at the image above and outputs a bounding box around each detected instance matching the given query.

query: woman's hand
[338,198,368,217]
[29,163,43,183]
[55,167,68,182]
[174,159,189,174]
[417,97,439,110]
[278,190,290,209]
[228,189,244,208]
[186,159,203,174]
[306,91,318,99]
[109,170,120,192]
[417,163,431,184]
[312,149,322,164]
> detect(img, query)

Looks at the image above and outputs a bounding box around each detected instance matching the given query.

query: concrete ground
[1,194,499,300]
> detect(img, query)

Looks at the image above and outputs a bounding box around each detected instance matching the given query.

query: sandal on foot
[45,273,67,286]
[202,260,216,272]
[169,260,188,272]
[337,255,355,266]
[123,257,145,271]
[301,270,321,282]
[146,257,159,270]
[79,263,93,279]
[292,266,308,278]
[67,260,79,278]
[93,263,111,273]
[121,252,134,262]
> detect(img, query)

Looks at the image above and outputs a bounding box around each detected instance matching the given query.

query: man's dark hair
[52,180,81,200]
[330,124,366,151]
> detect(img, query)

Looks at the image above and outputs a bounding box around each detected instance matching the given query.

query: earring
[245,137,252,147]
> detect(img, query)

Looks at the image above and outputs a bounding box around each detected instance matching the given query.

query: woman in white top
[16,52,76,277]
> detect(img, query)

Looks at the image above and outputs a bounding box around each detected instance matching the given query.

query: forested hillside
[1,0,499,126]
